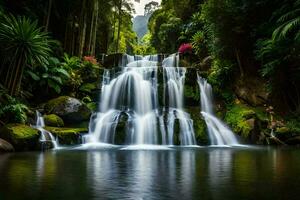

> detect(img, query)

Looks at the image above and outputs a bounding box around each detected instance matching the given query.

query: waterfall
[197,75,239,146]
[85,54,196,146]
[34,111,59,149]
[86,55,160,145]
[162,54,196,145]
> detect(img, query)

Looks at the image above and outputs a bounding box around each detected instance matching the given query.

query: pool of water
[0,146,300,200]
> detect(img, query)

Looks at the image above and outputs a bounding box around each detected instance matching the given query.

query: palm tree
[0,14,52,95]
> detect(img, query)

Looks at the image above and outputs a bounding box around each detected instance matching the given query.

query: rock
[45,127,88,145]
[276,127,290,134]
[186,107,208,145]
[286,136,300,145]
[234,77,269,106]
[0,124,39,151]
[0,139,14,152]
[267,137,286,145]
[44,96,91,123]
[43,114,64,127]
[225,104,269,144]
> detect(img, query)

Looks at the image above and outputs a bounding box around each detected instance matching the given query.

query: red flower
[83,56,98,65]
[178,43,193,54]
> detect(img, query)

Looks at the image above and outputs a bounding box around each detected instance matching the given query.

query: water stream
[197,75,239,146]
[33,111,59,149]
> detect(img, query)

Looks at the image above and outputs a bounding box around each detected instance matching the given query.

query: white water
[197,75,239,146]
[85,54,196,146]
[34,111,59,149]
[162,54,196,145]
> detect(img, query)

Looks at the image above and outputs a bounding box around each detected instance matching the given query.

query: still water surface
[0,147,300,200]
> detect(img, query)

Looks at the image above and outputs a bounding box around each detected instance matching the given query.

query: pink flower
[178,43,193,54]
[83,56,98,65]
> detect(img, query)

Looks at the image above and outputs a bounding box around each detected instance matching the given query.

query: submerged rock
[43,114,64,127]
[44,96,91,123]
[0,124,39,151]
[0,139,14,152]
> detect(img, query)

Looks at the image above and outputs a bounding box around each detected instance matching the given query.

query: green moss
[225,104,257,138]
[0,124,39,151]
[186,107,208,144]
[44,96,70,113]
[44,96,91,123]
[45,127,88,145]
[44,114,64,127]
[276,127,290,134]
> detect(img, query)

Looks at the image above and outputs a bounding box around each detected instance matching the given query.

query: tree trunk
[91,0,99,55]
[79,0,87,57]
[88,0,95,54]
[235,48,244,78]
[116,0,122,53]
[45,0,53,32]
[10,53,24,96]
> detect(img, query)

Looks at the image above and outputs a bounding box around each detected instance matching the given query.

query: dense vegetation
[0,0,300,148]
[0,0,138,125]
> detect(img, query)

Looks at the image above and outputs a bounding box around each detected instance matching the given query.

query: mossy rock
[45,127,88,145]
[43,114,64,127]
[186,107,208,145]
[225,104,268,143]
[44,96,91,123]
[0,124,40,151]
[225,104,255,138]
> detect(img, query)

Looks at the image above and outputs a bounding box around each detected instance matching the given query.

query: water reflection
[1,148,300,200]
[86,150,196,199]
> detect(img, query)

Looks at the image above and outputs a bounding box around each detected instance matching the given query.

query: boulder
[43,114,64,127]
[44,96,91,123]
[0,139,14,152]
[0,124,40,151]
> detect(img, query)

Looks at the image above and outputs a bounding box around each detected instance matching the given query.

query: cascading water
[197,75,239,146]
[33,111,58,149]
[84,53,196,146]
[86,55,160,145]
[162,54,196,146]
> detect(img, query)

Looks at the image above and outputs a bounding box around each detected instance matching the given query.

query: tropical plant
[272,0,300,41]
[0,87,29,124]
[256,0,300,112]
[26,57,70,94]
[62,54,82,70]
[0,14,53,96]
